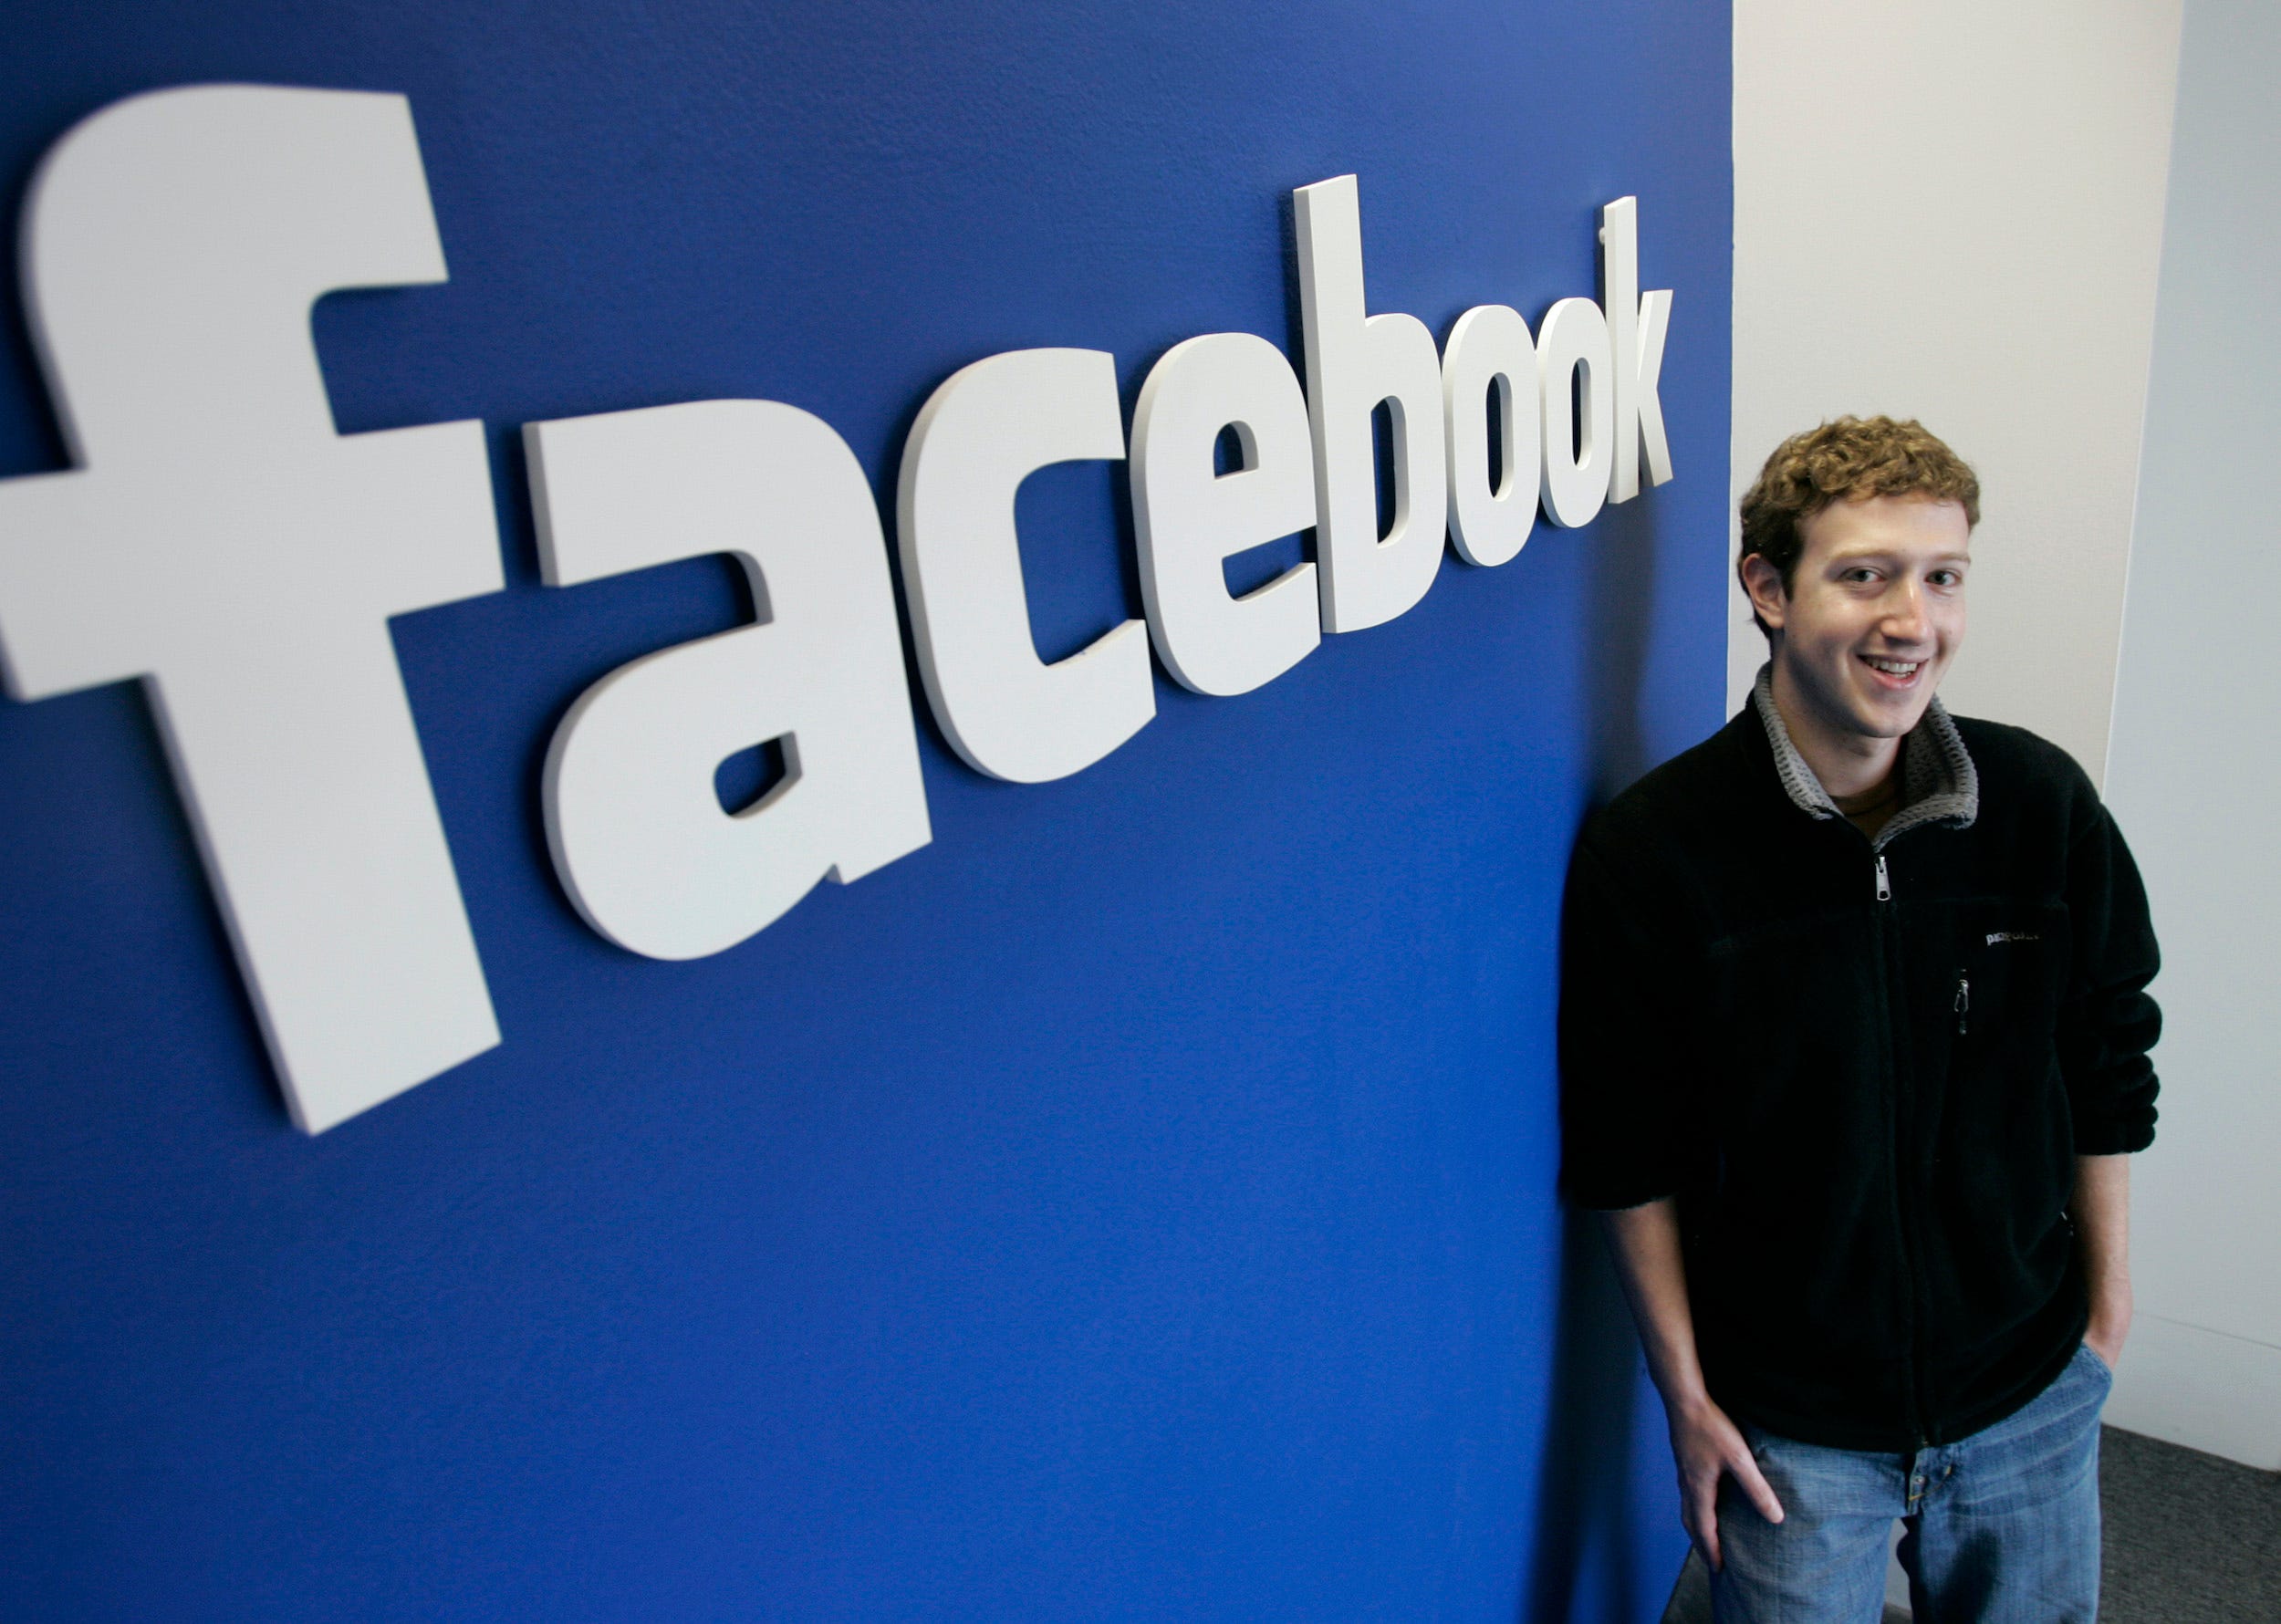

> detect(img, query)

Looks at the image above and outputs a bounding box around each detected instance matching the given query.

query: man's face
[1752,494,1972,745]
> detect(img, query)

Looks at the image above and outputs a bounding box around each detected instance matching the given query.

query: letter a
[526,400,932,962]
[0,87,506,1133]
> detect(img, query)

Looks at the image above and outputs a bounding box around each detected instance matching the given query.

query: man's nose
[1881,580,1929,641]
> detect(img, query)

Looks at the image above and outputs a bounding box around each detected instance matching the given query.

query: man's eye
[1929,570,1962,587]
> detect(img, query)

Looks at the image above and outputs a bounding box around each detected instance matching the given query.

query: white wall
[2099,0,2281,1473]
[1730,0,2182,786]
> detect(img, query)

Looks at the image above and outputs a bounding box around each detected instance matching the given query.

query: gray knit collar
[1750,663,1978,849]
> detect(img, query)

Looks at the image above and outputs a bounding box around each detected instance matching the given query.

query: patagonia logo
[1985,931,2041,945]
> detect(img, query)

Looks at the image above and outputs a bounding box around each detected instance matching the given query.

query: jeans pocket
[2078,1340,2115,1383]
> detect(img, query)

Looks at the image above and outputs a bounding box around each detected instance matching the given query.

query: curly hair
[1738,417,1980,631]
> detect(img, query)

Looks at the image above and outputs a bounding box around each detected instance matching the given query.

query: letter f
[0,87,505,1133]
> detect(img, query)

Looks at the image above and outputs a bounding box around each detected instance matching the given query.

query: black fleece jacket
[1558,700,2161,1452]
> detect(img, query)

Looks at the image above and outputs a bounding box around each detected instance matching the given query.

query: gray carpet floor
[1659,1425,2280,1622]
[2099,1425,2281,1622]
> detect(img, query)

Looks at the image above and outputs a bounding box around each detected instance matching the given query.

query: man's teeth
[1868,658,1920,675]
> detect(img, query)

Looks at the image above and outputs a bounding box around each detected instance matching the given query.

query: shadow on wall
[1525,1212,1649,1623]
[1521,484,1670,1622]
[1583,451,1662,802]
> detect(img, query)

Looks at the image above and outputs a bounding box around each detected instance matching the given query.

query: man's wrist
[2087,1278,2134,1324]
[1663,1384,1717,1427]
[2084,1289,2132,1364]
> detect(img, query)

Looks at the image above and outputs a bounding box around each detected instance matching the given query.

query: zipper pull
[1874,853,1891,901]
[1954,971,1970,1036]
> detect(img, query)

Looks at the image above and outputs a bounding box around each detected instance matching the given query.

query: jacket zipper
[1870,844,1930,1446]
[1954,971,1970,1036]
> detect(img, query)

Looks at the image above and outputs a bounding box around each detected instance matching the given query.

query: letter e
[1131,332,1318,695]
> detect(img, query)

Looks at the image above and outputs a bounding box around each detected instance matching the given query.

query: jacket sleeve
[1557,830,1696,1208]
[2057,800,2161,1154]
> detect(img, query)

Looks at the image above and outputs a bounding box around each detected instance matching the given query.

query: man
[1559,417,2159,1622]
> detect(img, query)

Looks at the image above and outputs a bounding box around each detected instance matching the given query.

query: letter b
[1294,175,1449,633]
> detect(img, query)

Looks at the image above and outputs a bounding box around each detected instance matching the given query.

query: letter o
[1537,297,1616,530]
[1441,303,1541,567]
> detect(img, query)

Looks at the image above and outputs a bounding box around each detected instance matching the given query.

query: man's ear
[1739,551,1788,634]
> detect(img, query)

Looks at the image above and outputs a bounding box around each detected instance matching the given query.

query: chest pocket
[1949,901,2070,1051]
[1934,899,2074,1184]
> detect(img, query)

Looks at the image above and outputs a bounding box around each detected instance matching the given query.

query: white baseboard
[2101,1311,2281,1470]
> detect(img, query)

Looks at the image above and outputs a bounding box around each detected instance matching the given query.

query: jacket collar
[1749,663,1978,848]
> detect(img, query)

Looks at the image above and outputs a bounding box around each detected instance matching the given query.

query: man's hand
[1668,1391,1785,1571]
[1596,1200,1787,1569]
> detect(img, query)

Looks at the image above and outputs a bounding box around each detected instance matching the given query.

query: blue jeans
[1709,1342,2110,1623]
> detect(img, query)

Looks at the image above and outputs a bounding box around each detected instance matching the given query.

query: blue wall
[0,4,1730,1619]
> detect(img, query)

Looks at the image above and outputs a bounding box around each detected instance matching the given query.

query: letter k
[1600,195,1675,505]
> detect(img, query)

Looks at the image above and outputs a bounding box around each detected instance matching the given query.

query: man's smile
[1861,654,1924,689]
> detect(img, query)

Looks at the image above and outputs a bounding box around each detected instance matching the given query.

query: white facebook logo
[0,86,1677,1139]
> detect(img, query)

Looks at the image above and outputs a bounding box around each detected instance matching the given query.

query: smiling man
[1559,417,2161,1623]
